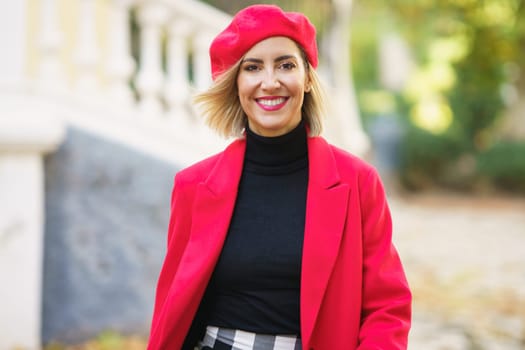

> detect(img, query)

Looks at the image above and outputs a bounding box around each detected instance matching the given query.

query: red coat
[148,136,411,349]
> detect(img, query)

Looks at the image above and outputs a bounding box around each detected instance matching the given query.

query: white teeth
[258,97,286,106]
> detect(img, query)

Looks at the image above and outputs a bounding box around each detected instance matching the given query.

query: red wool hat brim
[209,4,318,80]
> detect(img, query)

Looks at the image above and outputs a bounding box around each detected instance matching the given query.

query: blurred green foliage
[352,0,525,193]
[478,141,525,192]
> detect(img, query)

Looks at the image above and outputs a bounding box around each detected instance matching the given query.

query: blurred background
[0,0,523,349]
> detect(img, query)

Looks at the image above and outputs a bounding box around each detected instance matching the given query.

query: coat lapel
[169,139,246,337]
[183,141,244,263]
[178,139,246,281]
[301,137,350,346]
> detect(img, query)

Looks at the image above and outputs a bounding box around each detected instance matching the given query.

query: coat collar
[306,136,341,188]
[204,138,246,196]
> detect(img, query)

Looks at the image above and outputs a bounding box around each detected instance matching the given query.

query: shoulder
[314,138,388,207]
[331,144,374,173]
[311,136,376,179]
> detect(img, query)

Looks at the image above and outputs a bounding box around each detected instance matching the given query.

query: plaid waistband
[198,326,302,350]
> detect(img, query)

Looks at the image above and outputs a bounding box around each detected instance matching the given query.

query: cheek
[236,86,247,104]
[289,80,307,96]
[236,83,251,112]
[237,77,254,99]
[282,73,307,91]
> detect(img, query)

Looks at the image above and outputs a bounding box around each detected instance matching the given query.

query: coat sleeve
[357,167,412,349]
[148,173,195,348]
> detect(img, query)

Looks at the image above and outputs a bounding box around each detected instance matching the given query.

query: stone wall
[42,127,180,344]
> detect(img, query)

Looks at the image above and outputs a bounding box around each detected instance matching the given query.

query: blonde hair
[193,50,326,138]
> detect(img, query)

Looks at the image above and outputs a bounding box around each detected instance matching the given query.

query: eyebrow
[241,55,297,64]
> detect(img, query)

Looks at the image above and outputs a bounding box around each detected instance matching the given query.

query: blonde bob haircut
[193,47,326,139]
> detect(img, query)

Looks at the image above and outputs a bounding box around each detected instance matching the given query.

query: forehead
[243,36,303,58]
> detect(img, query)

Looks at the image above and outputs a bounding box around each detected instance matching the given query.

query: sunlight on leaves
[410,96,454,134]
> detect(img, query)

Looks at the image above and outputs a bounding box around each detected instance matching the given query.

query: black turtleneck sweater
[206,121,309,335]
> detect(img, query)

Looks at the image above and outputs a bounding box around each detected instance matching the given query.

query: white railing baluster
[75,0,100,95]
[38,0,64,89]
[135,1,168,116]
[106,0,136,105]
[192,31,214,91]
[165,18,192,122]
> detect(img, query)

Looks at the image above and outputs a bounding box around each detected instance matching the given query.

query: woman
[148,4,411,350]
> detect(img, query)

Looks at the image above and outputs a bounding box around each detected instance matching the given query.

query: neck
[246,121,307,164]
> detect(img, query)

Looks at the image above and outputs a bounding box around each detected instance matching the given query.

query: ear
[304,76,312,93]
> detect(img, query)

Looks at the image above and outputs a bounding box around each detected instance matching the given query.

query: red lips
[256,96,289,111]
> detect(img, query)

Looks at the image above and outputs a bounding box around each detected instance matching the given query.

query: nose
[260,70,280,91]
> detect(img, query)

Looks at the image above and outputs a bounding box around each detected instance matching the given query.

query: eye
[242,64,260,72]
[279,62,297,70]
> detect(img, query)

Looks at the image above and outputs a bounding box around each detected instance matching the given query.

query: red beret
[209,4,318,80]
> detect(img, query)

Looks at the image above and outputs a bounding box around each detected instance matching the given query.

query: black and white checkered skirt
[196,326,302,350]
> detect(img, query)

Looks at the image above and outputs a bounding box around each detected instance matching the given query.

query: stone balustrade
[0,1,231,348]
[37,0,230,119]
[29,0,238,167]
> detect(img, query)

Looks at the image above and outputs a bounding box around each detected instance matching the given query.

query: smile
[256,97,288,111]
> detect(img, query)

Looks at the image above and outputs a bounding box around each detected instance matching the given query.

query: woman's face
[237,36,310,137]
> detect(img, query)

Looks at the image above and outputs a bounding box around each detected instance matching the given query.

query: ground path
[390,193,525,349]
